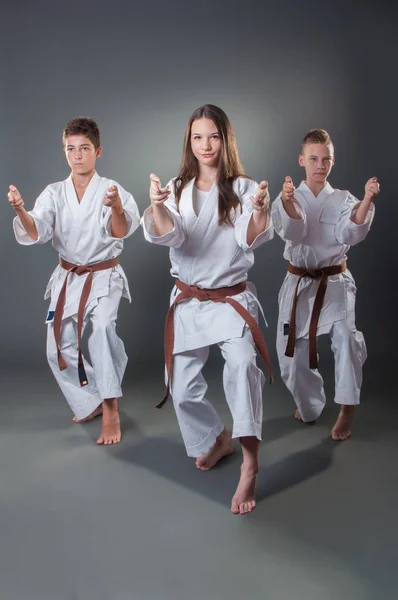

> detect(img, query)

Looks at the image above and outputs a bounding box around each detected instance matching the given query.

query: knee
[225,350,256,374]
[90,318,116,340]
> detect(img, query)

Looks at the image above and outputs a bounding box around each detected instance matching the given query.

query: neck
[306,178,328,198]
[72,170,96,190]
[197,164,218,183]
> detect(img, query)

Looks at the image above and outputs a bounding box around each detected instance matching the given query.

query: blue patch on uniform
[283,323,290,336]
[46,310,55,323]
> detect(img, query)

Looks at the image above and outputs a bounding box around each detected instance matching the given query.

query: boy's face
[64,134,102,176]
[299,143,334,186]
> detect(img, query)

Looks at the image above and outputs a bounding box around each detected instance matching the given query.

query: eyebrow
[66,144,91,148]
[309,154,332,158]
[191,131,219,136]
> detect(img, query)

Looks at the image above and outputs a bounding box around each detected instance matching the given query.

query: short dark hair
[62,117,100,149]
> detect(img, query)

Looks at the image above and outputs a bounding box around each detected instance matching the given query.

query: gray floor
[1,356,397,600]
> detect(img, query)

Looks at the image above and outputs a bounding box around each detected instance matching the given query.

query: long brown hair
[174,104,246,226]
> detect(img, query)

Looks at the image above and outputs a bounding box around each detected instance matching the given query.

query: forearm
[15,207,38,241]
[110,205,128,238]
[351,197,373,225]
[281,197,302,220]
[152,203,174,236]
[247,209,270,245]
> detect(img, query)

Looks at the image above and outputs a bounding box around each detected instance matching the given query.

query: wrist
[112,201,124,216]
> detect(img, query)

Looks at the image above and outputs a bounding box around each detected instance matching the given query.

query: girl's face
[190,118,222,169]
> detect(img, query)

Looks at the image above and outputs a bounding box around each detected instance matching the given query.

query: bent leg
[171,346,227,459]
[46,318,102,420]
[277,321,326,422]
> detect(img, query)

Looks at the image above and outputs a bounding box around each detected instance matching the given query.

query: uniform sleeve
[271,192,307,243]
[103,183,141,240]
[335,192,375,246]
[141,179,186,248]
[234,178,274,250]
[13,186,55,245]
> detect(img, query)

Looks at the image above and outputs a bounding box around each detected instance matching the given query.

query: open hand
[149,173,170,205]
[251,180,270,212]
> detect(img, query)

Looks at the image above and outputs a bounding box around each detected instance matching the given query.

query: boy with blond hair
[272,129,379,440]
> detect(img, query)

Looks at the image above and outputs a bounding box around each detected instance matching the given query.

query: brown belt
[285,260,347,369]
[53,256,119,386]
[158,278,274,409]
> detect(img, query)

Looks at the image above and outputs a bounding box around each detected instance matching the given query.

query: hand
[364,177,380,202]
[251,180,270,212]
[149,173,170,205]
[281,176,295,203]
[8,185,24,210]
[103,185,122,209]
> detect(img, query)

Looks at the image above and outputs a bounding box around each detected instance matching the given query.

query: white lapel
[64,172,102,218]
[178,179,218,284]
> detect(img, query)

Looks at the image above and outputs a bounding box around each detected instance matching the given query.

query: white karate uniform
[14,172,140,419]
[142,178,274,457]
[271,181,375,421]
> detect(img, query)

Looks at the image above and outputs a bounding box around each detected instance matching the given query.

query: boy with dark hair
[272,129,379,440]
[8,117,140,445]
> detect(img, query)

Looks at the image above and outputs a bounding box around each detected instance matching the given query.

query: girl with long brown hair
[142,104,274,514]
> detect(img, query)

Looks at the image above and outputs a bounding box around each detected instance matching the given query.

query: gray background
[1,2,398,600]
[1,0,396,377]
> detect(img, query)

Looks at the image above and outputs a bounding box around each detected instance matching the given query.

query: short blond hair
[302,129,334,153]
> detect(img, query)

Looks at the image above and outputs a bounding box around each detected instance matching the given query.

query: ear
[96,146,103,159]
[298,154,305,167]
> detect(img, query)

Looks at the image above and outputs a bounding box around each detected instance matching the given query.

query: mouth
[202,154,214,158]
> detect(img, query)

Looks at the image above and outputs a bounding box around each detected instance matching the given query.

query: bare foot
[295,409,316,425]
[73,405,103,423]
[331,405,354,441]
[295,409,303,422]
[96,398,121,445]
[195,429,233,471]
[231,465,258,515]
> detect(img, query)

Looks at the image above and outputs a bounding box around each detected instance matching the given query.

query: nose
[202,138,212,150]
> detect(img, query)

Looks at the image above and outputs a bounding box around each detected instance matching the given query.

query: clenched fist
[103,186,122,209]
[364,177,380,202]
[281,176,295,203]
[8,185,24,210]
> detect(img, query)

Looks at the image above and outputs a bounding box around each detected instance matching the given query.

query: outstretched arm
[246,180,271,245]
[103,186,128,238]
[351,177,379,225]
[280,176,303,220]
[8,185,38,241]
[149,173,174,236]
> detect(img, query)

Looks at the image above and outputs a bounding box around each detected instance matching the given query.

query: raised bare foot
[331,405,354,441]
[195,429,233,471]
[96,398,121,445]
[73,405,103,423]
[231,465,258,515]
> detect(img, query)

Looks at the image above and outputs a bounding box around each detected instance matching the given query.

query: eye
[211,134,220,139]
